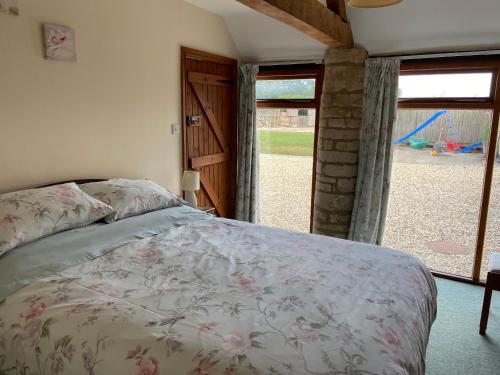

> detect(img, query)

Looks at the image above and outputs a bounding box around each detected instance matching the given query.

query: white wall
[0,0,238,194]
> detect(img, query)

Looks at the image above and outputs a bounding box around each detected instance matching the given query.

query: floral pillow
[79,179,184,223]
[0,183,113,256]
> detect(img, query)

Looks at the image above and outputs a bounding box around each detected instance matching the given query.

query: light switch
[171,123,180,135]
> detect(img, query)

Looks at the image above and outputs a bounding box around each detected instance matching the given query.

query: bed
[0,183,437,375]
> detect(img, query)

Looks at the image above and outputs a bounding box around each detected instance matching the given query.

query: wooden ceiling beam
[236,0,353,48]
[326,0,347,23]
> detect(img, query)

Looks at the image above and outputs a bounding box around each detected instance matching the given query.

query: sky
[256,73,493,100]
[399,73,493,98]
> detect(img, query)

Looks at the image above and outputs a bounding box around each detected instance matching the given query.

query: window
[385,108,493,279]
[399,72,494,99]
[256,67,322,110]
[258,107,317,233]
[257,79,316,100]
[256,65,324,233]
[384,56,500,283]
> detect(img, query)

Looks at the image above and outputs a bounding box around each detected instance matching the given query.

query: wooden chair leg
[480,285,493,335]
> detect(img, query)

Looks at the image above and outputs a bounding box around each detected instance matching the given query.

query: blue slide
[394,110,449,145]
[460,141,483,153]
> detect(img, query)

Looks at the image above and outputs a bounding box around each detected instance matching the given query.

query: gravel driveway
[259,148,499,280]
[384,148,499,279]
[259,153,313,233]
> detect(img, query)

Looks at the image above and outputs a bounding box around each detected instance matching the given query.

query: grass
[258,130,314,156]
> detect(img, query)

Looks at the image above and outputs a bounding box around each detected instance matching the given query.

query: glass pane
[383,109,493,278]
[399,73,493,99]
[482,124,500,281]
[256,79,316,100]
[257,108,316,233]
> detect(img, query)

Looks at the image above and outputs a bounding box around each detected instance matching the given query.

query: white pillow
[0,183,113,256]
[80,179,183,223]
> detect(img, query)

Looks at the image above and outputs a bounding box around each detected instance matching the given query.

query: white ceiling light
[348,0,402,8]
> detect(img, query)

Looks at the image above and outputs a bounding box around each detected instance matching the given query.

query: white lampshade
[182,170,200,191]
[348,0,402,8]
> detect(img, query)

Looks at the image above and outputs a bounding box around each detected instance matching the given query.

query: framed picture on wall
[43,24,77,62]
[0,0,19,15]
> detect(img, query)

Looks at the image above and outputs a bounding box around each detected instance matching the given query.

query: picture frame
[43,24,77,62]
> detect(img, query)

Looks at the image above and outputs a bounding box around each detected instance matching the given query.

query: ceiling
[185,0,500,61]
[349,0,500,56]
[185,0,327,62]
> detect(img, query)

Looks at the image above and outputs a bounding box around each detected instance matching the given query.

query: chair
[480,252,500,335]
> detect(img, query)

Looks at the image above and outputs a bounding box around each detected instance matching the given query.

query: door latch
[186,116,201,127]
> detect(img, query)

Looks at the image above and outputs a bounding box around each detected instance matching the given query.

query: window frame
[397,56,500,283]
[257,66,324,109]
[256,65,325,233]
[399,57,500,110]
[398,69,496,104]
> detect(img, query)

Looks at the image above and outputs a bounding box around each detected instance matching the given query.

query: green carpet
[426,278,500,375]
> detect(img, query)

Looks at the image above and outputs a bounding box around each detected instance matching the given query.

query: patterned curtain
[348,58,400,245]
[235,64,260,223]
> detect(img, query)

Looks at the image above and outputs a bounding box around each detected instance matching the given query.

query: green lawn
[258,130,314,156]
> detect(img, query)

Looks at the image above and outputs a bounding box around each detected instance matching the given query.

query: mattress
[0,206,437,374]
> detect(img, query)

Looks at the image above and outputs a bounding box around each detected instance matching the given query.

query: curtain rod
[372,49,500,60]
[248,59,324,66]
[248,49,500,65]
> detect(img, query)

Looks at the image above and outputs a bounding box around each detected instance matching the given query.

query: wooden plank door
[181,47,238,218]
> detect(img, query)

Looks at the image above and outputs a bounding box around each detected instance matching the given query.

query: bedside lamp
[182,170,200,208]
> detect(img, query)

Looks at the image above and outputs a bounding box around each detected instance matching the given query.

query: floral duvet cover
[0,215,436,375]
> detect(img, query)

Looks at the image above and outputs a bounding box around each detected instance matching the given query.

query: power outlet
[171,123,181,135]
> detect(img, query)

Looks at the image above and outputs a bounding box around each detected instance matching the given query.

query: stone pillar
[312,48,367,239]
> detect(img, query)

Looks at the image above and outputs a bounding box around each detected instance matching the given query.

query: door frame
[180,46,238,218]
[256,64,325,233]
[399,55,500,283]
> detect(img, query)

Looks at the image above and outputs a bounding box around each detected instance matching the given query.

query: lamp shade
[182,170,200,191]
[348,0,402,8]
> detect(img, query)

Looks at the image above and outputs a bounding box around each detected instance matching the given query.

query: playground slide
[394,110,485,154]
[460,141,483,153]
[394,110,449,145]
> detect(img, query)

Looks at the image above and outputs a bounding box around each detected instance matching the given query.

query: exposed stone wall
[312,48,367,239]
